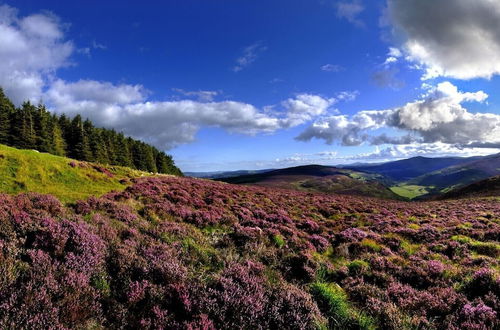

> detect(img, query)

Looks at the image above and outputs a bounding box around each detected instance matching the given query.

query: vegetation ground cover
[0,144,155,203]
[0,175,498,329]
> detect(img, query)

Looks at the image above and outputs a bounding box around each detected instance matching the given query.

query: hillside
[342,154,500,200]
[0,144,157,203]
[218,165,402,199]
[0,175,498,329]
[344,156,480,181]
[412,153,500,189]
[0,89,181,175]
[186,169,273,179]
[438,175,500,200]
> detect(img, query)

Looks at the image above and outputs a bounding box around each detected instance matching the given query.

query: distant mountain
[344,155,483,181]
[437,175,500,200]
[217,165,402,200]
[410,153,500,196]
[185,169,273,179]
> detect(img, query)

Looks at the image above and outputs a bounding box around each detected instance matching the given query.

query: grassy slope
[219,165,402,200]
[0,144,155,203]
[437,175,500,200]
[389,184,431,199]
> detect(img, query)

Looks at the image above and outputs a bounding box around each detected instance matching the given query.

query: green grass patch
[390,184,430,199]
[400,240,421,256]
[272,234,286,248]
[451,235,500,257]
[348,259,370,276]
[360,238,383,252]
[0,144,155,203]
[310,282,376,330]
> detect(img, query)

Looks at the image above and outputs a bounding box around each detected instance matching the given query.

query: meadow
[0,175,498,329]
[0,144,154,203]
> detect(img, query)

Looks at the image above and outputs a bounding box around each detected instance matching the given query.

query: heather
[0,176,499,329]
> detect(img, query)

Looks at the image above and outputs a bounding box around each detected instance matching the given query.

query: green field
[0,144,156,203]
[390,184,430,199]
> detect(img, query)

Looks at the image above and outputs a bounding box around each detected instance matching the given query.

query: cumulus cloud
[297,82,500,148]
[280,94,337,127]
[320,64,344,72]
[335,1,365,27]
[233,41,267,72]
[45,80,339,149]
[0,4,73,104]
[172,88,221,102]
[387,0,500,80]
[0,4,342,150]
[351,143,500,161]
[383,47,402,66]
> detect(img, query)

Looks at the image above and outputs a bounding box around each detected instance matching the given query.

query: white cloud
[336,90,359,102]
[233,41,267,72]
[297,82,500,148]
[280,94,338,127]
[172,88,220,102]
[383,47,402,66]
[46,80,340,149]
[388,47,402,58]
[336,1,365,27]
[387,0,500,80]
[0,4,73,104]
[321,64,344,72]
[352,143,500,161]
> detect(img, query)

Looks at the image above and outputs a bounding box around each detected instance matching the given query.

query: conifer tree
[70,115,92,160]
[50,119,67,156]
[34,104,52,152]
[0,87,182,175]
[0,88,13,144]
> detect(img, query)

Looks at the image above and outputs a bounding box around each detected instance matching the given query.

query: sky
[1,0,500,172]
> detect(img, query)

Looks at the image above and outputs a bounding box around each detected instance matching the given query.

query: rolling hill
[219,153,500,200]
[437,175,500,199]
[0,144,158,203]
[402,153,500,199]
[185,169,273,179]
[218,164,403,199]
[344,155,484,181]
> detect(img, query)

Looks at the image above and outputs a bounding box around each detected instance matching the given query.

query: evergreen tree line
[0,88,182,175]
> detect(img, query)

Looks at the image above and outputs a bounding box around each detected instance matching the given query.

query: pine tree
[50,117,66,156]
[0,88,14,144]
[113,133,132,167]
[89,128,109,164]
[0,86,182,175]
[34,104,52,152]
[70,115,92,161]
[143,144,157,173]
[11,102,37,149]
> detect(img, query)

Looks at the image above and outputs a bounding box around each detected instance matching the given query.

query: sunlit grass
[0,144,154,203]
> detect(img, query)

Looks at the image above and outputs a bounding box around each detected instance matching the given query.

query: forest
[0,88,181,175]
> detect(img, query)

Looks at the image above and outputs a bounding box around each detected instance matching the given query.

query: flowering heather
[0,176,499,329]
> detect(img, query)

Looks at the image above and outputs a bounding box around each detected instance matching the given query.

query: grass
[310,282,376,330]
[390,184,430,199]
[0,144,155,203]
[272,234,286,248]
[451,235,500,257]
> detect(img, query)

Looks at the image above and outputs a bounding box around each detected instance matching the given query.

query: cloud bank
[297,82,500,148]
[0,5,73,104]
[388,0,500,79]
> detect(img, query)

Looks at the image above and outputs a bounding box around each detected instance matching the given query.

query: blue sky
[1,0,500,171]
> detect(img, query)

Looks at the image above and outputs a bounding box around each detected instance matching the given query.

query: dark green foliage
[0,88,14,144]
[0,89,181,175]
